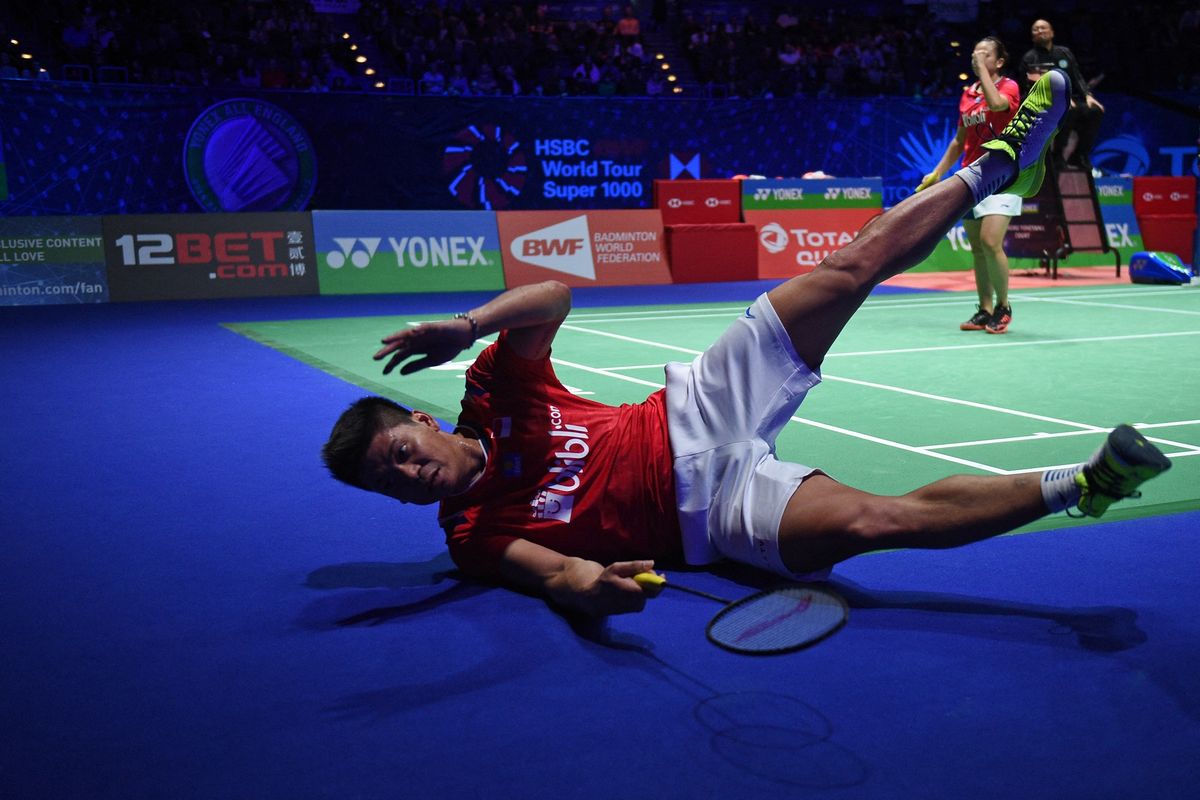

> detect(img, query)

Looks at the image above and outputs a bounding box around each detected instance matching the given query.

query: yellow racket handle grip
[634,571,666,596]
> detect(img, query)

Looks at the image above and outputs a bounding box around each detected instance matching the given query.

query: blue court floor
[2,281,1198,800]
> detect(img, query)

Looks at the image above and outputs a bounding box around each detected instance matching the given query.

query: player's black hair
[977,35,1009,66]
[322,396,414,489]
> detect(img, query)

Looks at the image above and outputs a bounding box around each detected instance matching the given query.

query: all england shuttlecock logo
[183,99,317,213]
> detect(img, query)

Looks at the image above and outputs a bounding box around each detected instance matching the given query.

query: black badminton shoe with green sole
[981,69,1069,198]
[1076,425,1172,517]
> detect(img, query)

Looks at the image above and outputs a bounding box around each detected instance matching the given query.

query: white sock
[1040,465,1084,512]
[953,152,1017,205]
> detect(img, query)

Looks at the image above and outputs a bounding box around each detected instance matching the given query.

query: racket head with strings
[705,584,848,655]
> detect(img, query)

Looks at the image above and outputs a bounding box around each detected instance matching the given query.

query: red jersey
[958,76,1020,167]
[438,333,682,577]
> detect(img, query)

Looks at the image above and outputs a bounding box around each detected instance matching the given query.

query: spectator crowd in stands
[1,1,1198,98]
[362,1,656,96]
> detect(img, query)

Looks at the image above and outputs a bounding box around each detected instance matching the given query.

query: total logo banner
[495,210,672,287]
[312,210,506,294]
[745,208,880,278]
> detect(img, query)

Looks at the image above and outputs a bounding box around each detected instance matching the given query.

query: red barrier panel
[652,180,741,225]
[1138,214,1197,264]
[665,224,758,283]
[1132,176,1196,215]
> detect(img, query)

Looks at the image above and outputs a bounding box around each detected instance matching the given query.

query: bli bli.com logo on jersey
[531,405,589,523]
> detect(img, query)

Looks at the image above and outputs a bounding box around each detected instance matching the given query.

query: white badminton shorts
[969,192,1022,219]
[664,292,825,580]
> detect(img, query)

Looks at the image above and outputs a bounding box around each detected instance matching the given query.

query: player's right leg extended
[767,69,1068,370]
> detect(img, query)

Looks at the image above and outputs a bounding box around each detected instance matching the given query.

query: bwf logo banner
[311,210,505,295]
[496,210,672,288]
[511,215,594,279]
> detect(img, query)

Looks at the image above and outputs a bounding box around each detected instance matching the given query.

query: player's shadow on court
[305,551,457,589]
[829,575,1146,652]
[296,552,490,629]
[697,562,1146,653]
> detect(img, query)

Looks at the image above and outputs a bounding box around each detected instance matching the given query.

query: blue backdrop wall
[1,80,1196,217]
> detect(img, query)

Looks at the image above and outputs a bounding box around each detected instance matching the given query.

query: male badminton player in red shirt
[323,71,1171,618]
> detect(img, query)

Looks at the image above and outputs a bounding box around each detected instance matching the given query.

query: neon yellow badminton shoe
[981,69,1069,198]
[1076,425,1172,518]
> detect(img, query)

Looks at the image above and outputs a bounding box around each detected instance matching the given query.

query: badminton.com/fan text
[1,282,104,298]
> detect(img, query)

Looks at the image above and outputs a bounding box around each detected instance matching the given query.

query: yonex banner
[0,216,107,306]
[1095,177,1143,253]
[741,178,884,211]
[102,212,317,301]
[496,210,671,287]
[312,210,505,294]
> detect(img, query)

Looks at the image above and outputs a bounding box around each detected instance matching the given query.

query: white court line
[562,310,741,325]
[829,329,1200,358]
[828,376,1200,455]
[1006,450,1200,475]
[924,425,1200,456]
[1010,286,1194,300]
[785,416,1009,474]
[561,286,1198,323]
[1135,420,1200,430]
[549,355,666,390]
[551,300,1200,473]
[551,328,1044,473]
[467,315,1200,364]
[567,305,745,320]
[1022,296,1200,316]
[926,429,1102,449]
[559,289,1199,327]
[560,323,704,356]
[822,375,1107,431]
[550,331,954,468]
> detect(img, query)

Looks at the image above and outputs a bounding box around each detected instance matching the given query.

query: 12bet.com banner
[102,213,317,302]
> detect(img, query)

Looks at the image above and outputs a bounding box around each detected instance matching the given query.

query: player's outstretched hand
[374,318,474,375]
[561,559,656,617]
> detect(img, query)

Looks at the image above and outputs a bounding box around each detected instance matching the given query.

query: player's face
[361,416,478,505]
[973,41,1002,75]
[1031,20,1053,46]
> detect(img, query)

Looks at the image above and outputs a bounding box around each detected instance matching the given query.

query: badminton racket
[634,572,848,655]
